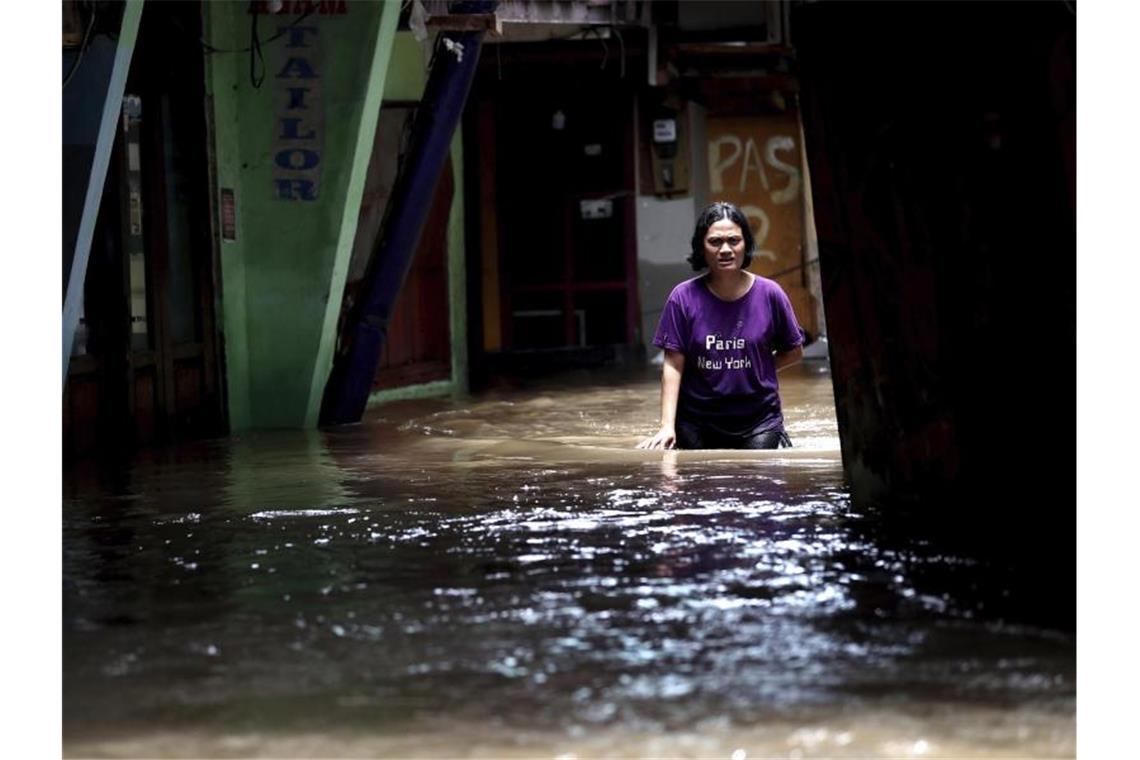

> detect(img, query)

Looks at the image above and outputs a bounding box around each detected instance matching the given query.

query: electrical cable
[492,23,627,80]
[766,257,820,281]
[197,7,316,55]
[249,3,265,88]
[62,2,97,91]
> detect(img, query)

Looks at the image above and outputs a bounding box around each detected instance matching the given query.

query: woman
[638,201,804,450]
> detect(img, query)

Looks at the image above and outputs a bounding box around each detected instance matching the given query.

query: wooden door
[343,105,454,393]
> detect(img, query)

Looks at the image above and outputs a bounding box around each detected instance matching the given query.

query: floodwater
[63,362,1075,758]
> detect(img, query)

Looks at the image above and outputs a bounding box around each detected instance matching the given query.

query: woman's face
[702,217,746,272]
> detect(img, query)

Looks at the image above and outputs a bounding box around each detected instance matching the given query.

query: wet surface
[63,363,1074,757]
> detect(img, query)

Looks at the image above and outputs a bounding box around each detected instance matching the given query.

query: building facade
[64,0,822,458]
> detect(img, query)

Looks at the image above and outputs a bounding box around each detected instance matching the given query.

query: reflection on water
[63,364,1074,757]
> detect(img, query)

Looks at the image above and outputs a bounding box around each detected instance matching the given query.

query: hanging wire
[196,7,316,55]
[249,3,266,88]
[62,2,97,90]
[482,21,630,82]
[767,257,821,281]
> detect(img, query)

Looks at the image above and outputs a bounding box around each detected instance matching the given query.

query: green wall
[203,1,399,429]
[384,31,427,101]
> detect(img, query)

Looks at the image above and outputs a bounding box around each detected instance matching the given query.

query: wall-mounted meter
[653,118,678,146]
[649,108,689,196]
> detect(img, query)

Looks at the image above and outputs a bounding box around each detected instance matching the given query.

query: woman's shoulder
[748,273,775,290]
[749,275,789,300]
[668,275,708,302]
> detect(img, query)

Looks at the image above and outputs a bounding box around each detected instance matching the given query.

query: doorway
[64,1,224,459]
[472,76,641,361]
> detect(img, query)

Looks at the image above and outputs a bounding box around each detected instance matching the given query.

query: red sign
[248,1,347,15]
[221,188,236,241]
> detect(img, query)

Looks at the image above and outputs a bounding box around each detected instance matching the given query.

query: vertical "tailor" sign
[272,20,324,201]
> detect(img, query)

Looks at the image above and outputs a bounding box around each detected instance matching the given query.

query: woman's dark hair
[687,201,756,271]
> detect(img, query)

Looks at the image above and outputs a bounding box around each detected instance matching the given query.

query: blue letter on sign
[284,26,318,49]
[287,87,311,110]
[279,118,316,140]
[276,148,319,171]
[276,179,317,201]
[277,57,317,79]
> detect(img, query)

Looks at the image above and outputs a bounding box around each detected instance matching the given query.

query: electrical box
[579,199,614,220]
[649,106,690,196]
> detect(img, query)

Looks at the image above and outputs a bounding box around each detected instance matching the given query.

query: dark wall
[794,2,1075,623]
[63,1,126,293]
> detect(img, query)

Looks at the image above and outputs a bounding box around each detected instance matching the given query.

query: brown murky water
[63,363,1074,758]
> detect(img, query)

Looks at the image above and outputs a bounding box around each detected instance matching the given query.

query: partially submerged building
[63,0,1074,619]
[64,0,823,452]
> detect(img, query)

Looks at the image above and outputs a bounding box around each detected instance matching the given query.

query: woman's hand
[637,426,677,450]
[638,351,684,450]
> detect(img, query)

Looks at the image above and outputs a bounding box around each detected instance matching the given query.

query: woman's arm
[637,350,685,449]
[774,344,803,372]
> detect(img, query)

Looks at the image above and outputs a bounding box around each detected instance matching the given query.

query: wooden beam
[672,42,796,58]
[426,12,502,35]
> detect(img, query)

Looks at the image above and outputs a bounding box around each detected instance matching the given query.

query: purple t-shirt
[653,275,803,433]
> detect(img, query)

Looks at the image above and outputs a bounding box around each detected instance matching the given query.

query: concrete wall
[202,1,399,429]
[636,196,696,357]
[384,32,428,101]
[636,102,706,357]
[795,1,1074,624]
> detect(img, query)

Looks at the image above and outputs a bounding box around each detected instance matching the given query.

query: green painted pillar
[202,1,400,430]
[447,132,469,396]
